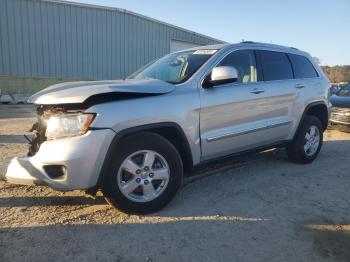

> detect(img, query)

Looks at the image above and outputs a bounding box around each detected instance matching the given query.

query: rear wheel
[286,115,323,164]
[101,132,183,214]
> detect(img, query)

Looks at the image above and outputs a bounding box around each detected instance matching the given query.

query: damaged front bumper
[2,129,115,191]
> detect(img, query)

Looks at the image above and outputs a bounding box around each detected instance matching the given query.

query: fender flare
[293,101,329,140]
[96,122,194,187]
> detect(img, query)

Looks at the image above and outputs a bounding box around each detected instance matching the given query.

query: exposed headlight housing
[45,113,95,140]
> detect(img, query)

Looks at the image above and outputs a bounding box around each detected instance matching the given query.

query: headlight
[45,113,95,140]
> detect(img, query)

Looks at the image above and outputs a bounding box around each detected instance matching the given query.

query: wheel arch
[297,101,329,136]
[97,122,194,187]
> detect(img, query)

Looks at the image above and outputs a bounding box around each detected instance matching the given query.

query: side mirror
[203,66,239,87]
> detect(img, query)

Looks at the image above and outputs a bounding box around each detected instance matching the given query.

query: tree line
[321,65,350,83]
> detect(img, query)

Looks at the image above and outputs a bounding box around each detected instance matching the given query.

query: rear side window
[218,50,257,83]
[258,50,293,81]
[288,54,318,79]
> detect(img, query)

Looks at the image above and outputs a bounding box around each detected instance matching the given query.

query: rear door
[255,50,298,141]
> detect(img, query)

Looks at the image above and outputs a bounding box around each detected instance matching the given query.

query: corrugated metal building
[0,0,223,93]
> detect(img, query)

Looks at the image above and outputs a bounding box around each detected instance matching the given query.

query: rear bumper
[2,129,115,191]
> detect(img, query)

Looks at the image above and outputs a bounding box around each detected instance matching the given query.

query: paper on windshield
[193,49,218,55]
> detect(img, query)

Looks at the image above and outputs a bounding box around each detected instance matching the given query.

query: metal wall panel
[0,0,223,80]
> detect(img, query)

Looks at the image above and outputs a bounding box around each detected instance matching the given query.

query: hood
[28,79,175,105]
[330,95,350,108]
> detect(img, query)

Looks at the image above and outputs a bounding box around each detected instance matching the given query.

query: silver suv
[3,42,331,214]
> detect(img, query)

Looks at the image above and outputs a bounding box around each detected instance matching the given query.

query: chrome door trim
[206,120,292,142]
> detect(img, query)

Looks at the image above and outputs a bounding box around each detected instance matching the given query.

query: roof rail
[241,41,255,44]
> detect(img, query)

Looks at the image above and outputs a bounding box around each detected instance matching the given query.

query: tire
[286,115,323,164]
[101,132,183,214]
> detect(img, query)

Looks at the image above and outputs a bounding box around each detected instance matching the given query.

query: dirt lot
[0,104,349,262]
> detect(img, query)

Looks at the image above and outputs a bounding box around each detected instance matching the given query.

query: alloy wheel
[117,150,170,202]
[303,125,320,157]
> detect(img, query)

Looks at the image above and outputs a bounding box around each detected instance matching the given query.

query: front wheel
[286,115,323,164]
[101,132,183,214]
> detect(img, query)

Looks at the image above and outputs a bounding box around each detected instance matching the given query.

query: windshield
[128,49,217,84]
[337,84,350,96]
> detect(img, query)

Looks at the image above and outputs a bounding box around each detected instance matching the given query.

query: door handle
[250,88,265,94]
[295,84,305,89]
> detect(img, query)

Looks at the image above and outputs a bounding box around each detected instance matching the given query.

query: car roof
[184,41,309,57]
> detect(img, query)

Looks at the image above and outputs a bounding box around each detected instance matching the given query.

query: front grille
[27,108,48,156]
[330,107,350,125]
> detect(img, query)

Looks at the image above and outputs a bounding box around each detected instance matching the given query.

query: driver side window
[218,50,257,83]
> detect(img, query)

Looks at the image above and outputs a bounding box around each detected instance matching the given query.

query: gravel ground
[0,104,349,262]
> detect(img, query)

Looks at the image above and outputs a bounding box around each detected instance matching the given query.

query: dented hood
[28,79,175,105]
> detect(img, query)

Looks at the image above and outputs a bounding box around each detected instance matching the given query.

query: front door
[200,49,274,161]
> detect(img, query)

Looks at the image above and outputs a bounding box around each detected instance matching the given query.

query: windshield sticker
[193,49,218,55]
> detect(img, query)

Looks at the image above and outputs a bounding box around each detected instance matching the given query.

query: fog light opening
[43,165,67,179]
